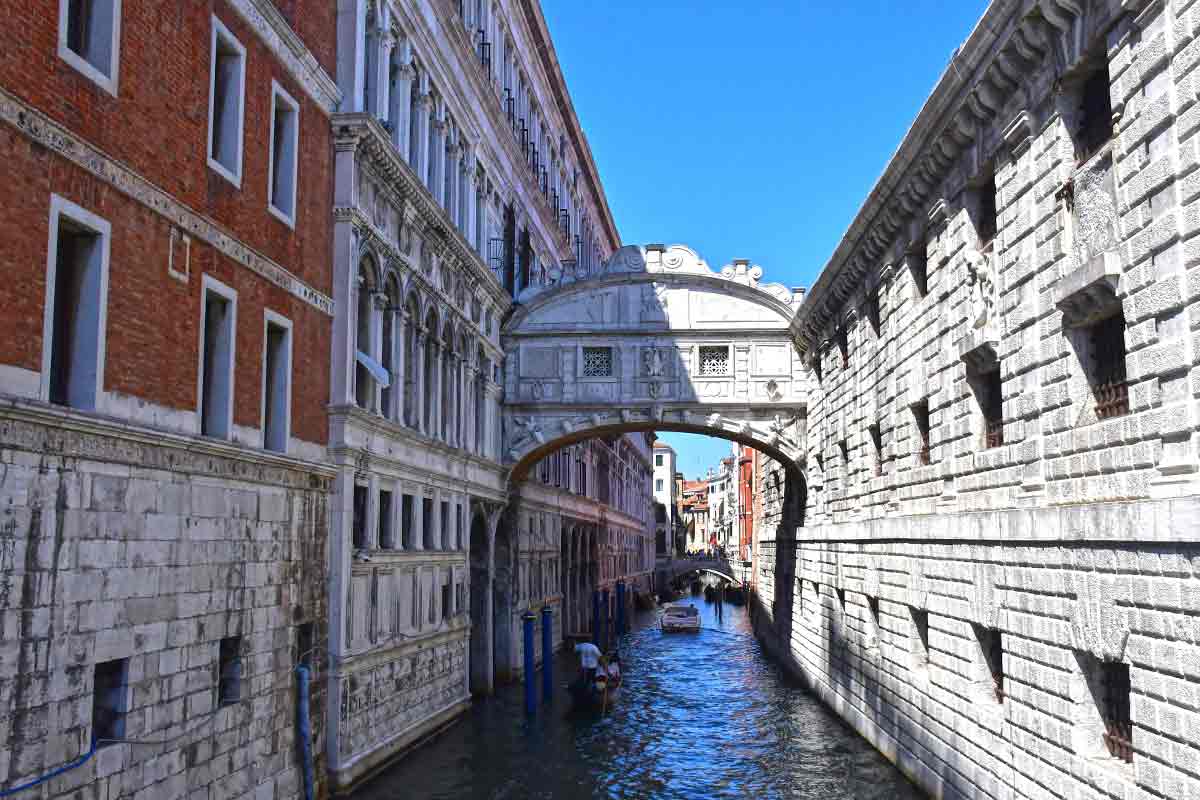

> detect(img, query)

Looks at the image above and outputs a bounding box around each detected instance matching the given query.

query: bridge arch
[500,243,810,485]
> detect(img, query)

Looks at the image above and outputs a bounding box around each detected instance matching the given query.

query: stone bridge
[659,555,745,587]
[499,243,810,485]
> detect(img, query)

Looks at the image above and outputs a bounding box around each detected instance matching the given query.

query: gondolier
[575,641,602,683]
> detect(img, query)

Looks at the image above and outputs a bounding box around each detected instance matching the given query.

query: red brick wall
[0,1,333,446]
[0,1,332,293]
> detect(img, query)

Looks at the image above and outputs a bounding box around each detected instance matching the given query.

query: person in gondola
[574,641,601,684]
[605,653,621,687]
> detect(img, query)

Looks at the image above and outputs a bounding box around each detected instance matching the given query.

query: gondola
[568,668,620,711]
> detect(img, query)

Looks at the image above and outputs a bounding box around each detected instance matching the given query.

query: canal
[354,595,923,800]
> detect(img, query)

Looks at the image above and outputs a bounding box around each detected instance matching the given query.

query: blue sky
[541,1,990,478]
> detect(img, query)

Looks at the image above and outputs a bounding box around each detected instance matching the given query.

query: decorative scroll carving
[964,247,997,330]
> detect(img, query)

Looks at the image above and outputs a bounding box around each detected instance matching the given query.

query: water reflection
[354,599,924,800]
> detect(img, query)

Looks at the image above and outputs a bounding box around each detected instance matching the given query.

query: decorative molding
[228,0,341,114]
[0,86,335,316]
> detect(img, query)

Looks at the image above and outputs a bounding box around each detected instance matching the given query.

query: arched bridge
[500,244,810,485]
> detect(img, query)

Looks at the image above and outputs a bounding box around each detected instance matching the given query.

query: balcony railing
[984,420,1004,449]
[1094,381,1129,419]
[487,238,504,281]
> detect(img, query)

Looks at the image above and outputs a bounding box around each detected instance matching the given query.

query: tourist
[575,641,602,682]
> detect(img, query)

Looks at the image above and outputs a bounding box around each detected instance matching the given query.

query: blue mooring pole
[602,588,610,650]
[522,612,536,715]
[541,605,553,703]
[615,581,626,639]
[592,591,601,646]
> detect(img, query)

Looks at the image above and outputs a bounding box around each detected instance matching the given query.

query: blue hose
[296,664,315,800]
[0,743,96,796]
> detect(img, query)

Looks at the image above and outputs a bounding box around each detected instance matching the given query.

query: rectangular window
[262,315,291,453]
[909,244,928,298]
[268,82,300,226]
[1100,661,1133,763]
[217,636,242,706]
[912,400,931,465]
[1076,63,1113,163]
[441,501,450,550]
[582,346,613,377]
[199,278,236,439]
[973,174,998,249]
[378,490,394,549]
[352,485,368,550]
[836,328,849,368]
[973,624,1004,703]
[441,574,452,621]
[909,606,930,672]
[423,497,434,549]
[655,479,664,492]
[59,0,121,94]
[401,494,414,550]
[866,289,881,334]
[91,658,128,746]
[868,423,883,477]
[698,345,730,376]
[208,17,246,185]
[655,454,663,467]
[44,196,110,411]
[1090,312,1129,419]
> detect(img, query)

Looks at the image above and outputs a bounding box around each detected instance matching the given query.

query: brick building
[0,0,338,798]
[755,1,1200,798]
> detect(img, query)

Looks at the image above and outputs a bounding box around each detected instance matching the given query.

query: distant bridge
[658,555,745,588]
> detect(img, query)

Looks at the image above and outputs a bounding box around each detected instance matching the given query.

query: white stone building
[755,1,1200,799]
[652,441,677,556]
[326,0,648,790]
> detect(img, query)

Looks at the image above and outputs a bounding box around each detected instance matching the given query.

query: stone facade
[0,0,338,797]
[755,1,1200,799]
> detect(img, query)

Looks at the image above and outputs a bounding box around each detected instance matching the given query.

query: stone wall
[757,1,1200,798]
[0,404,332,799]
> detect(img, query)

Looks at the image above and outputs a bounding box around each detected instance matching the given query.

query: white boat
[660,603,701,633]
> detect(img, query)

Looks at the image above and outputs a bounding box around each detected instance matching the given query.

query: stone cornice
[0,399,336,489]
[228,0,341,114]
[334,113,513,311]
[790,0,1129,356]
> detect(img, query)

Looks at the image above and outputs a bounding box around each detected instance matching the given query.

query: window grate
[1101,661,1133,763]
[582,347,613,378]
[699,346,729,376]
[1092,313,1128,419]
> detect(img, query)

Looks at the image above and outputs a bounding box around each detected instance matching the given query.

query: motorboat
[660,603,701,633]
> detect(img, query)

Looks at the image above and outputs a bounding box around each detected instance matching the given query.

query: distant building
[652,441,677,556]
[679,479,710,552]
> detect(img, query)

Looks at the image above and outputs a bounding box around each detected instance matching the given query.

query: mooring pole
[541,605,553,703]
[601,588,610,650]
[522,612,536,715]
[592,591,601,646]
[615,581,626,638]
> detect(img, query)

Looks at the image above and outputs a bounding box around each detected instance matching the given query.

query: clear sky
[541,0,990,476]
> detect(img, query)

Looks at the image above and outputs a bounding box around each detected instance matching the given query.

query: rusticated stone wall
[0,405,332,799]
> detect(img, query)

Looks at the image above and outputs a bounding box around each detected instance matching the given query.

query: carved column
[375,32,395,127]
[429,108,445,201]
[389,305,405,422]
[485,380,502,461]
[467,163,481,252]
[447,137,461,221]
[414,329,427,436]
[369,291,386,413]
[412,486,424,551]
[414,83,431,185]
[388,41,413,154]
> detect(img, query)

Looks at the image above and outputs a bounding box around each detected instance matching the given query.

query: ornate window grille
[698,346,729,377]
[1092,313,1129,419]
[582,347,613,378]
[1100,662,1133,763]
[486,238,504,281]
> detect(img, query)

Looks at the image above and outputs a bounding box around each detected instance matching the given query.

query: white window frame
[267,80,300,228]
[207,16,247,187]
[41,194,111,411]
[197,274,238,440]
[58,0,122,96]
[260,310,292,453]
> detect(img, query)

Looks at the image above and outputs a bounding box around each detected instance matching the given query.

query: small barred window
[582,347,613,377]
[699,346,729,376]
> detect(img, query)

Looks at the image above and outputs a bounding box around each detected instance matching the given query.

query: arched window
[381,274,400,419]
[404,295,420,428]
[355,258,378,410]
[475,348,488,455]
[423,309,439,433]
[441,321,455,443]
